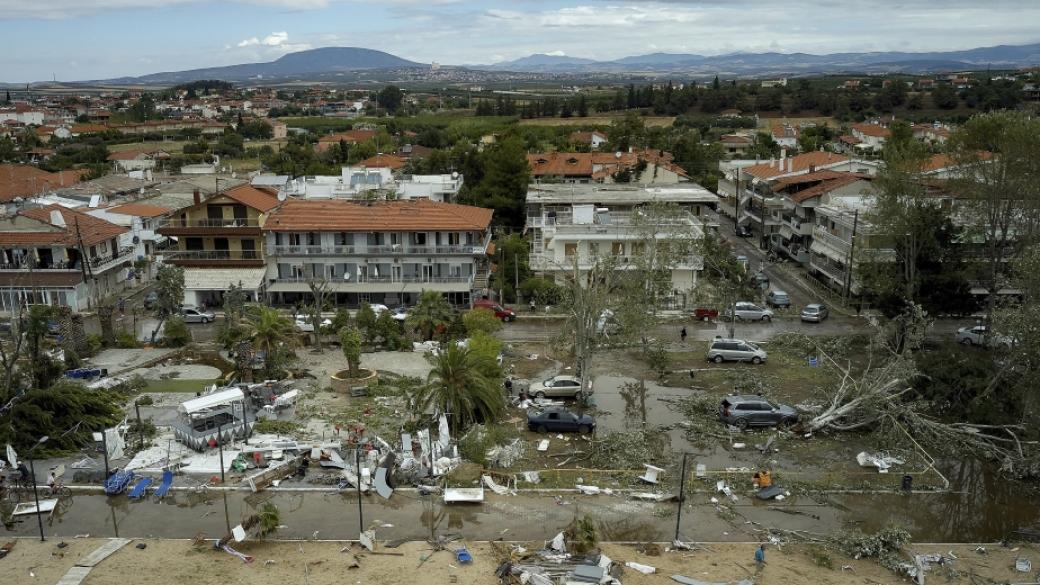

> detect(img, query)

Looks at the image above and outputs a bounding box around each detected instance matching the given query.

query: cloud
[235,31,309,52]
[546,50,566,57]
[237,37,260,47]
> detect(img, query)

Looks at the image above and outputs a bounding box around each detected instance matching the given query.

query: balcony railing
[161,250,261,261]
[813,228,853,253]
[156,218,261,229]
[274,275,473,284]
[270,243,487,256]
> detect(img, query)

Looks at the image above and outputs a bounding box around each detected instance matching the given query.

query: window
[564,243,578,257]
[447,233,460,245]
[288,233,302,246]
[413,232,427,246]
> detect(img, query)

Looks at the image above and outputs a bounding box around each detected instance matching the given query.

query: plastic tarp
[178,388,245,415]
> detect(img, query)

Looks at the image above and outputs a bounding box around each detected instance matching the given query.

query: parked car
[721,302,773,322]
[693,307,719,322]
[181,307,215,324]
[766,290,791,308]
[391,307,409,322]
[473,298,517,322]
[800,303,829,323]
[956,325,1013,348]
[143,291,159,310]
[294,316,332,332]
[528,375,587,399]
[718,395,798,429]
[368,303,390,315]
[527,407,596,434]
[735,225,753,238]
[706,338,768,364]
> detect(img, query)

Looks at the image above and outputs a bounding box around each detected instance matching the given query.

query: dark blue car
[527,407,596,435]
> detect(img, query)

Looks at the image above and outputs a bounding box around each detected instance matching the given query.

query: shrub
[163,316,191,347]
[116,332,141,348]
[462,308,502,336]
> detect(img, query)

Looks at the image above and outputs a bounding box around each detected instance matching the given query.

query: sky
[2,0,1040,82]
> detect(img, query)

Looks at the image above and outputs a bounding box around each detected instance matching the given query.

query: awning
[183,267,267,292]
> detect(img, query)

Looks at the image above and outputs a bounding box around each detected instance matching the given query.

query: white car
[294,317,332,332]
[181,307,215,324]
[956,325,1013,348]
[391,307,409,322]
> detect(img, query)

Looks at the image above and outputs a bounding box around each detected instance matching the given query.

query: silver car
[766,290,791,308]
[722,302,774,322]
[528,375,587,398]
[707,338,768,364]
[800,303,829,322]
[181,307,215,324]
[956,325,1013,348]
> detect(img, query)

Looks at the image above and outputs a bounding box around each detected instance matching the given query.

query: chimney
[787,157,793,172]
[780,148,787,162]
[193,188,201,205]
[769,158,775,168]
[50,209,66,227]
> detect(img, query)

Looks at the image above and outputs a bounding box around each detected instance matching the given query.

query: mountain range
[481,42,1040,74]
[77,41,1040,85]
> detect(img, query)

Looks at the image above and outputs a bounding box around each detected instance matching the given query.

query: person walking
[755,544,767,573]
[680,326,687,343]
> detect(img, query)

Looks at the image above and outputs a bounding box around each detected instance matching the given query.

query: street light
[27,435,49,542]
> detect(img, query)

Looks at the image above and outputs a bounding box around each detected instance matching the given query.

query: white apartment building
[525,184,719,299]
[263,199,493,307]
[281,167,463,202]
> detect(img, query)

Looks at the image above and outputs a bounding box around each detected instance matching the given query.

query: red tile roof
[0,164,85,202]
[70,123,108,134]
[358,154,407,170]
[265,199,493,232]
[1,205,128,247]
[852,123,891,139]
[222,184,280,212]
[743,152,849,180]
[107,202,171,217]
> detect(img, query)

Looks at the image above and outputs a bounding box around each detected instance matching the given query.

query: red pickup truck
[693,307,719,322]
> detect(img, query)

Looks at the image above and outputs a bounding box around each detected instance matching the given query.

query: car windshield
[746,342,759,350]
[805,307,818,313]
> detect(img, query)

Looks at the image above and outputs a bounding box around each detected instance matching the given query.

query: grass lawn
[520,115,675,127]
[108,140,190,153]
[143,378,219,393]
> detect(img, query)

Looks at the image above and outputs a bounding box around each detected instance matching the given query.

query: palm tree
[406,291,455,341]
[241,307,297,378]
[416,344,504,433]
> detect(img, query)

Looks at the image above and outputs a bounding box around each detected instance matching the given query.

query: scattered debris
[482,475,514,496]
[537,439,550,452]
[671,577,753,585]
[522,471,541,484]
[856,451,905,473]
[626,561,656,574]
[639,464,665,484]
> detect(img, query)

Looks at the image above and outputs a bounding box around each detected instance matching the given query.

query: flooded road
[4,479,1036,543]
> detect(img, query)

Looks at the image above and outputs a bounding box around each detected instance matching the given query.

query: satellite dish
[277,191,287,201]
[615,151,622,159]
[451,171,459,179]
[343,273,351,281]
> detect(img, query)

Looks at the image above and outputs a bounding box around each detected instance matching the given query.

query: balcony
[275,275,473,285]
[812,227,853,255]
[269,241,490,257]
[160,249,264,267]
[530,253,703,271]
[156,217,262,236]
[90,246,137,273]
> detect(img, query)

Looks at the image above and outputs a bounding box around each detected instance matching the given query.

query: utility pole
[514,253,520,304]
[674,453,688,543]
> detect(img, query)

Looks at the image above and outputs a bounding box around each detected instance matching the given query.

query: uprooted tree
[799,304,1040,478]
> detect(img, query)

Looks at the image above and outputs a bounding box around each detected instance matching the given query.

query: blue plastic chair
[153,470,174,500]
[128,477,153,499]
[455,548,472,564]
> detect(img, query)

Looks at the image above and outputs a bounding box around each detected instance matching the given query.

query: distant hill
[100,47,423,84]
[478,42,1040,74]
[67,41,1040,86]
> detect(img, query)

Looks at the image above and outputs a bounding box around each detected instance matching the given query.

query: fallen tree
[801,304,1040,478]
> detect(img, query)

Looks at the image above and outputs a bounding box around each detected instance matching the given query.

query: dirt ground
[1,538,1033,585]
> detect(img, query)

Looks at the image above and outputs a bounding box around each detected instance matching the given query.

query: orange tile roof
[317,129,377,145]
[852,123,891,138]
[265,199,493,232]
[0,164,85,202]
[7,205,128,247]
[788,175,870,204]
[107,202,171,217]
[70,123,108,134]
[528,153,594,177]
[223,184,280,212]
[743,152,849,180]
[358,154,407,170]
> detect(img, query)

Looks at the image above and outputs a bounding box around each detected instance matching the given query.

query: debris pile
[493,531,623,585]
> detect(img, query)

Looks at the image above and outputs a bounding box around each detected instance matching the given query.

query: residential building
[771,124,800,149]
[761,78,788,88]
[155,185,280,306]
[851,122,891,151]
[0,205,134,313]
[269,119,288,139]
[358,154,407,170]
[282,167,463,202]
[720,134,754,157]
[527,151,690,184]
[107,149,170,172]
[263,199,494,308]
[809,202,891,294]
[0,164,85,211]
[86,202,172,273]
[525,183,719,302]
[568,131,609,150]
[315,129,377,153]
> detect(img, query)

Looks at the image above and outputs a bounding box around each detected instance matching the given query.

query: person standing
[680,326,687,343]
[755,544,767,572]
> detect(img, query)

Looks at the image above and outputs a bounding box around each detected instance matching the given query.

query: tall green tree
[461,136,529,227]
[415,344,504,433]
[151,264,185,343]
[406,291,455,341]
[377,85,404,113]
[241,307,298,378]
